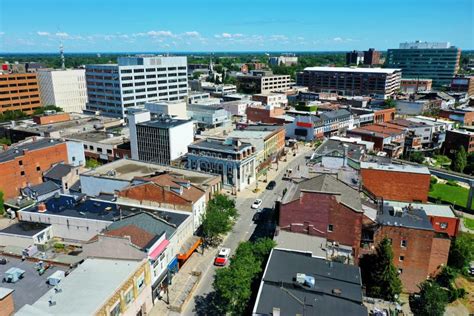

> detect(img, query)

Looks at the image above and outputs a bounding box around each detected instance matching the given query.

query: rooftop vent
[332,288,342,295]
[296,273,315,288]
[37,203,47,213]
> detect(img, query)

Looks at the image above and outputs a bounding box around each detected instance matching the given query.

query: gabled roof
[26,181,61,196]
[106,212,177,239]
[284,174,362,212]
[104,224,156,250]
[44,163,74,181]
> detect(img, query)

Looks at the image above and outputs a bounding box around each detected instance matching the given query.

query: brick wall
[33,112,70,125]
[0,291,14,316]
[0,142,69,199]
[428,236,451,277]
[246,106,286,125]
[429,215,459,237]
[361,168,430,202]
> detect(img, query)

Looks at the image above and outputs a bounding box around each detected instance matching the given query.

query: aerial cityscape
[0,0,473,315]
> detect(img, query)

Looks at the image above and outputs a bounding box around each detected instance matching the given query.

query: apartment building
[296,67,401,99]
[400,78,433,93]
[364,48,381,65]
[443,129,474,156]
[268,55,298,66]
[86,56,188,117]
[450,75,474,96]
[37,69,87,113]
[128,109,193,165]
[0,73,42,115]
[252,93,288,107]
[237,71,291,94]
[386,41,461,87]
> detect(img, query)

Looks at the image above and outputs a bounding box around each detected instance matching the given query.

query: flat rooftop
[83,159,219,186]
[189,138,253,153]
[274,230,327,258]
[360,161,430,175]
[138,117,192,129]
[304,66,401,74]
[66,131,127,145]
[384,200,456,219]
[378,202,433,230]
[0,138,63,163]
[16,258,142,316]
[0,222,50,237]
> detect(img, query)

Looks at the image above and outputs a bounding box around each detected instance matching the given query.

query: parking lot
[0,256,60,311]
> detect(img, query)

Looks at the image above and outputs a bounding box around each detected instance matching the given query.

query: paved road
[180,149,310,315]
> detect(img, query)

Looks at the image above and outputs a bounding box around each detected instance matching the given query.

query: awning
[149,239,170,260]
[168,256,179,272]
[177,236,202,262]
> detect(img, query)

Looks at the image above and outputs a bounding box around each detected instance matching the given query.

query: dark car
[252,212,262,222]
[266,180,276,190]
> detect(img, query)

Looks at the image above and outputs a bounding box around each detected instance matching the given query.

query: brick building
[346,124,405,156]
[278,174,364,259]
[0,73,42,115]
[361,202,451,292]
[245,105,288,124]
[438,109,474,126]
[360,162,431,202]
[32,112,70,125]
[450,75,474,96]
[0,288,14,316]
[363,48,381,65]
[400,78,433,93]
[0,138,70,199]
[443,129,474,156]
[373,108,396,124]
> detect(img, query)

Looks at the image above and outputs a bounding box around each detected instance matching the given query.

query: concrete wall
[169,121,194,161]
[83,235,146,260]
[66,141,86,167]
[0,233,34,248]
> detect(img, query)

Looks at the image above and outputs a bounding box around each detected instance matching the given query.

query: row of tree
[0,105,63,123]
[201,194,238,247]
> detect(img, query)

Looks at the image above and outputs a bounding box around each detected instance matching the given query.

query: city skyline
[0,0,473,53]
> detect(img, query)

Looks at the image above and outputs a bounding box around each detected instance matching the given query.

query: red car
[214,248,231,266]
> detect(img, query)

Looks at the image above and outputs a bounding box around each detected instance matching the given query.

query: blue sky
[0,0,473,52]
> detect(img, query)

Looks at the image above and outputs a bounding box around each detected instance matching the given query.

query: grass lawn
[429,183,471,210]
[464,217,474,230]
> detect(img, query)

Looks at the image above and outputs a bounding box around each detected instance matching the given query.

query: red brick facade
[361,168,430,202]
[0,290,14,316]
[373,108,396,124]
[279,191,363,258]
[372,225,449,293]
[428,215,460,237]
[0,141,69,199]
[33,112,70,125]
[246,106,287,125]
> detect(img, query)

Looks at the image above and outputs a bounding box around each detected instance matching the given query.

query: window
[18,160,23,166]
[399,256,404,261]
[97,148,103,153]
[110,302,121,316]
[327,224,334,232]
[107,149,112,155]
[398,268,403,274]
[136,273,145,292]
[20,171,25,176]
[401,239,407,248]
[36,166,41,171]
[440,222,448,230]
[124,288,134,305]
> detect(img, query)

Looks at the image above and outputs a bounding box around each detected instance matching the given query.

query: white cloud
[147,30,174,37]
[55,32,70,38]
[221,33,232,38]
[215,33,245,39]
[37,31,50,36]
[333,37,343,42]
[270,34,288,41]
[184,31,200,37]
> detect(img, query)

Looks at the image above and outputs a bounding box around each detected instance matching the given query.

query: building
[439,108,474,126]
[43,162,83,194]
[279,174,364,260]
[296,67,401,99]
[363,48,381,65]
[80,159,222,200]
[360,161,431,202]
[117,172,207,231]
[0,73,42,115]
[37,69,87,113]
[86,56,188,117]
[144,100,188,119]
[400,78,433,93]
[346,50,365,65]
[383,200,459,237]
[66,131,129,162]
[0,138,83,200]
[310,138,368,170]
[228,125,285,175]
[128,110,194,165]
[1,112,124,144]
[245,104,288,125]
[450,75,474,96]
[252,93,288,107]
[213,100,260,117]
[187,138,256,191]
[252,248,368,316]
[268,55,298,66]
[0,288,14,316]
[237,72,291,94]
[16,258,153,316]
[187,103,232,129]
[395,99,442,116]
[386,41,461,87]
[361,202,451,292]
[347,124,405,156]
[443,129,474,156]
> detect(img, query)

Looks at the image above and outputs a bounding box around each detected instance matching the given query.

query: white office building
[37,69,88,113]
[86,56,188,118]
[128,109,194,165]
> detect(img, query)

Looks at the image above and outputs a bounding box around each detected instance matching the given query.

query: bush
[53,243,65,249]
[446,180,459,187]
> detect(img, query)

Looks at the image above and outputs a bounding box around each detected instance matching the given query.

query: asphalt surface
[181,149,309,315]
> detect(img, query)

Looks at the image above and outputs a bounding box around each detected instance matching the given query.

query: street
[180,147,311,315]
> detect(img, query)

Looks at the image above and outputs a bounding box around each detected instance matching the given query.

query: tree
[409,151,425,164]
[451,146,467,173]
[33,105,63,115]
[359,238,402,301]
[448,233,474,272]
[409,280,449,316]
[201,194,238,246]
[0,137,11,146]
[464,152,474,175]
[0,110,27,122]
[384,98,397,108]
[213,238,275,315]
[85,158,102,169]
[0,191,4,216]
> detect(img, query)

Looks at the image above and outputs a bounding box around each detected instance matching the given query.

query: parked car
[469,262,474,276]
[0,258,7,265]
[266,181,276,190]
[252,211,262,222]
[251,199,263,209]
[214,248,231,266]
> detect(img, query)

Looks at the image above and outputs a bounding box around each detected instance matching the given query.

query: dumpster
[47,270,65,285]
[3,267,25,283]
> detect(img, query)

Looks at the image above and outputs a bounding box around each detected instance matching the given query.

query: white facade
[86,56,188,118]
[128,109,151,160]
[168,120,195,161]
[145,101,188,119]
[37,69,88,113]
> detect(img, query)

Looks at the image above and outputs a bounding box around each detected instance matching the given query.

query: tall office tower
[0,73,42,115]
[86,56,188,117]
[37,69,88,113]
[386,41,461,87]
[363,48,381,65]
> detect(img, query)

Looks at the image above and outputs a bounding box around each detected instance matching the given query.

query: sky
[0,0,473,53]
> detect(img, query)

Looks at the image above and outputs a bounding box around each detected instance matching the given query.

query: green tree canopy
[33,105,63,115]
[409,280,449,316]
[451,146,467,173]
[448,232,474,272]
[359,238,402,301]
[0,191,4,215]
[202,194,238,246]
[409,151,425,164]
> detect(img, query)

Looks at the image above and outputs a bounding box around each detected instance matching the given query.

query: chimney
[272,307,281,316]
